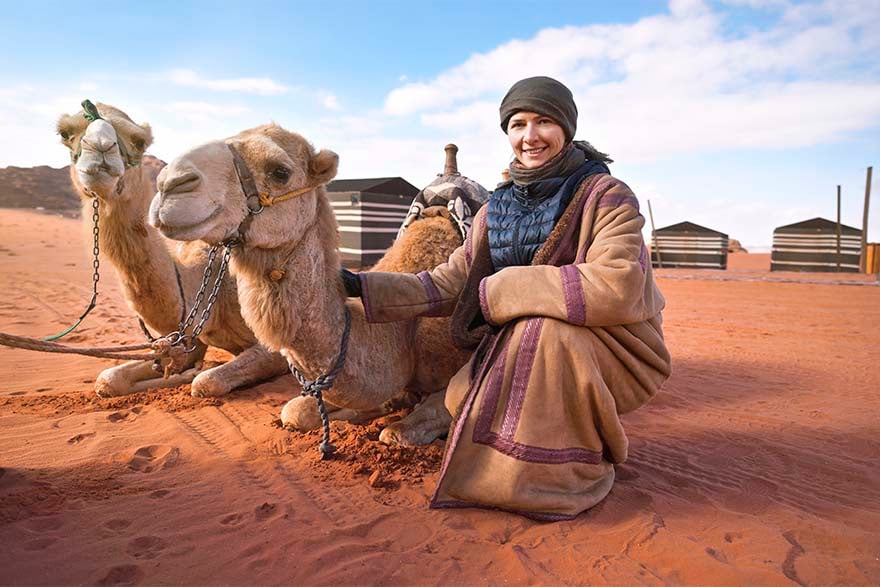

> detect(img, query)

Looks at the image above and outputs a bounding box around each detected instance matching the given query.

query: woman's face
[507,111,566,169]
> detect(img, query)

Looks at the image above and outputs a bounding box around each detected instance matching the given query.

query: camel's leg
[190,344,288,398]
[96,340,207,397]
[378,391,451,446]
[279,396,387,430]
[95,360,200,397]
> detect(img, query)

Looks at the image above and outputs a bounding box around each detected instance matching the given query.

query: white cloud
[168,69,288,95]
[380,0,879,164]
[163,102,251,125]
[321,93,341,111]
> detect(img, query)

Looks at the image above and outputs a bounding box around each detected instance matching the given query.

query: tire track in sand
[219,402,366,524]
[173,404,361,525]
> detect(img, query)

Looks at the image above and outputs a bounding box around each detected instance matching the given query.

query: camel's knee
[95,361,159,397]
[280,396,323,430]
[191,368,232,398]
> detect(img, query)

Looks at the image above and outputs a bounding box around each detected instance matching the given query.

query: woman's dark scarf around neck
[507,140,612,198]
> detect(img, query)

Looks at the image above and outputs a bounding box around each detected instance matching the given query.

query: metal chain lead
[165,243,221,350]
[90,196,100,300]
[187,244,234,349]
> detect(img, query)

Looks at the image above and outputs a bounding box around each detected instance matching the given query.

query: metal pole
[861,166,872,273]
[836,185,842,272]
[647,199,662,269]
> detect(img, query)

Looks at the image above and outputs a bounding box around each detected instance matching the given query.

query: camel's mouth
[149,192,227,243]
[77,168,122,199]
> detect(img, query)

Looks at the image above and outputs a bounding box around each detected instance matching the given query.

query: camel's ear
[309,149,338,185]
[137,123,154,151]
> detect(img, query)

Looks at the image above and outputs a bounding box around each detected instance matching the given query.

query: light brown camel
[56,103,289,397]
[149,124,470,445]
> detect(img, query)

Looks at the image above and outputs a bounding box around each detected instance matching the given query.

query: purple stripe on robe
[639,243,648,273]
[359,273,374,323]
[417,270,443,317]
[499,318,543,438]
[429,497,577,521]
[472,317,603,466]
[430,331,506,505]
[560,265,587,325]
[479,277,494,325]
[473,333,511,436]
[597,191,640,211]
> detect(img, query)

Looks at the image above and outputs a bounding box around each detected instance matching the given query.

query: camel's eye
[60,130,70,141]
[132,138,145,152]
[270,166,290,182]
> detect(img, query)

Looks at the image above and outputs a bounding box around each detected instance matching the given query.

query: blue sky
[2,0,878,249]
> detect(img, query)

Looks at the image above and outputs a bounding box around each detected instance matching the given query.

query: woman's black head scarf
[499,76,578,142]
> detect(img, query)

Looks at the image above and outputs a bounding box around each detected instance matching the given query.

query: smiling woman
[344,76,671,520]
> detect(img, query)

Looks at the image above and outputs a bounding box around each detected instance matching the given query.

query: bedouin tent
[770,217,862,273]
[326,177,419,269]
[651,221,729,270]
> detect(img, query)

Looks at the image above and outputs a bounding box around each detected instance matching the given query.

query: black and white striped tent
[651,221,729,270]
[770,217,862,273]
[326,177,419,269]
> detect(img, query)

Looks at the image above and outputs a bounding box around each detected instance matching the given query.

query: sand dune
[1,209,878,585]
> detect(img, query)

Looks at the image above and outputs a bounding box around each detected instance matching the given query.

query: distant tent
[651,221,729,270]
[326,177,419,269]
[770,217,861,273]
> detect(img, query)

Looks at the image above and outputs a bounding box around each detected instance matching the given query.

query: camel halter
[224,143,324,245]
[71,100,141,169]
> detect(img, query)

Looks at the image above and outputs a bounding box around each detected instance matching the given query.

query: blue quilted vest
[487,160,609,271]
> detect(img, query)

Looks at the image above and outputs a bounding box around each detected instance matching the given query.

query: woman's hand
[340,268,362,298]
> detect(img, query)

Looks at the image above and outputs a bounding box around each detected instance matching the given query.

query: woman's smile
[507,111,566,169]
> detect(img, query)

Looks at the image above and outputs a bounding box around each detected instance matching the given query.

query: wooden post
[647,199,662,269]
[444,144,459,176]
[861,166,873,273]
[836,185,842,272]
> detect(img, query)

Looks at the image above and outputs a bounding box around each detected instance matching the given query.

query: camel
[56,102,289,397]
[149,124,474,445]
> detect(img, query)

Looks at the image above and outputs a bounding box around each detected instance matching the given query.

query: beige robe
[361,173,672,519]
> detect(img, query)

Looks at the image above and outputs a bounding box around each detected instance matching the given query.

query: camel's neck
[78,168,183,334]
[231,195,347,377]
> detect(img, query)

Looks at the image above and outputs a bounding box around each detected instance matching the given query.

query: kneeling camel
[149,124,470,444]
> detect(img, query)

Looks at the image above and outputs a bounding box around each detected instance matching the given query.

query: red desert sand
[1,208,878,585]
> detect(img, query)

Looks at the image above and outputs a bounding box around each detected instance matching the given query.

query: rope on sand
[0,331,172,361]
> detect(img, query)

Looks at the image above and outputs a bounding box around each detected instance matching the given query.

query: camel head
[57,102,153,201]
[149,124,338,248]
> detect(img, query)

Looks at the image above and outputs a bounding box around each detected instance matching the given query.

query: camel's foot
[279,396,384,430]
[191,346,288,398]
[379,391,450,446]
[95,360,201,398]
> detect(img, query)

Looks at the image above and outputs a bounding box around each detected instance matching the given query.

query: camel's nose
[159,169,202,195]
[82,119,119,154]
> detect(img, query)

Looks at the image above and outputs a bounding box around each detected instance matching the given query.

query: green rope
[82,99,102,122]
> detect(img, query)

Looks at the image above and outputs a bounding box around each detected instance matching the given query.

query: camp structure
[770,217,862,273]
[650,221,729,270]
[326,177,419,268]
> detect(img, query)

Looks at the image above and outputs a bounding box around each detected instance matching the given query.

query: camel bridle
[223,142,324,247]
[71,99,141,170]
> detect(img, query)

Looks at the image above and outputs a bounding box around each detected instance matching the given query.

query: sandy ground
[1,208,878,586]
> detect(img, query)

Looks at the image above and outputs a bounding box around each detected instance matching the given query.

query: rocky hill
[0,164,79,213]
[0,154,166,217]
